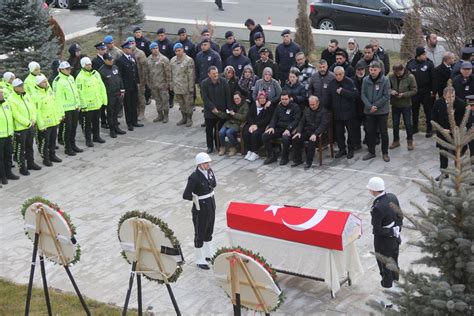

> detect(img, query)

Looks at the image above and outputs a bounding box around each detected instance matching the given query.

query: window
[333,0,361,7]
[359,0,384,10]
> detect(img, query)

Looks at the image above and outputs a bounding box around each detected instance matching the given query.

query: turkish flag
[226,202,361,250]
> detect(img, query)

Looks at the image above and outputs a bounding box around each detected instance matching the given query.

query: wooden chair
[304,113,335,166]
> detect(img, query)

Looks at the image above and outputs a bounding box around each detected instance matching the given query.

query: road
[52,0,299,36]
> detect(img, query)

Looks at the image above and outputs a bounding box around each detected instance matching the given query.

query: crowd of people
[1,19,473,186]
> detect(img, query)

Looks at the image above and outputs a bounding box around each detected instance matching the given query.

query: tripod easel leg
[165,284,181,316]
[64,266,91,316]
[39,255,52,316]
[122,261,137,316]
[25,233,39,316]
[233,293,241,316]
[137,272,143,316]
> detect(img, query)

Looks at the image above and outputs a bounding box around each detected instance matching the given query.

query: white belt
[383,221,395,229]
[192,192,214,211]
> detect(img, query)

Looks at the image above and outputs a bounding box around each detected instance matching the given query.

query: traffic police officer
[0,88,19,185]
[183,152,217,270]
[24,61,43,95]
[0,72,15,99]
[367,177,403,308]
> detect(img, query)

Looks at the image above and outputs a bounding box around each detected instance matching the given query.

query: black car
[309,0,412,33]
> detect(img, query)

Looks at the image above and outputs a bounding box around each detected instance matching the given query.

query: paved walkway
[0,104,440,315]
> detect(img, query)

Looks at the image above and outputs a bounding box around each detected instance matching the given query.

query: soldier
[248,32,273,69]
[8,79,41,175]
[183,152,217,270]
[98,53,127,138]
[0,88,19,185]
[224,43,250,79]
[126,37,148,121]
[195,39,222,85]
[367,176,403,309]
[24,61,43,95]
[53,61,83,156]
[171,43,195,127]
[76,57,107,147]
[195,29,220,54]
[145,42,171,123]
[275,29,301,83]
[0,72,15,99]
[104,35,123,61]
[133,26,151,57]
[31,75,64,167]
[155,28,175,109]
[176,28,196,60]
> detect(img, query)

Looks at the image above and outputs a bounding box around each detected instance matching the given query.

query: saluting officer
[183,152,217,270]
[367,177,403,309]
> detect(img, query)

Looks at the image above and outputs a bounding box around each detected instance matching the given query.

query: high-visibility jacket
[24,72,45,95]
[7,91,36,132]
[52,72,80,111]
[0,99,14,138]
[31,85,64,130]
[0,80,13,99]
[75,69,107,111]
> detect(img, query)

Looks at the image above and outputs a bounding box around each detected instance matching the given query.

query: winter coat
[255,59,279,81]
[321,47,348,68]
[7,91,36,131]
[170,55,195,94]
[275,41,301,82]
[249,24,264,47]
[348,50,363,68]
[433,63,452,98]
[0,80,13,99]
[327,76,359,120]
[425,44,446,67]
[252,78,282,104]
[98,64,124,96]
[75,69,108,111]
[432,97,466,149]
[200,77,231,119]
[361,73,390,115]
[0,99,14,138]
[135,35,151,56]
[52,72,80,111]
[248,44,273,69]
[308,71,336,110]
[292,61,316,92]
[375,47,390,75]
[453,74,474,104]
[196,49,222,84]
[296,105,330,136]
[216,100,249,130]
[176,38,196,59]
[351,75,366,116]
[31,85,64,130]
[246,102,275,129]
[388,70,418,108]
[282,81,306,106]
[155,38,175,60]
[132,47,147,82]
[329,61,355,78]
[268,101,301,131]
[115,53,140,89]
[220,42,246,64]
[406,58,435,93]
[225,54,251,79]
[145,53,171,90]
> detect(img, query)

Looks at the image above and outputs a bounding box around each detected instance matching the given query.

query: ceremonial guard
[367,177,403,309]
[183,152,217,270]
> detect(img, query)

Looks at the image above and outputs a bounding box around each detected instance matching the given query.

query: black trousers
[124,87,138,126]
[243,126,265,153]
[37,126,58,161]
[192,198,216,248]
[354,114,366,146]
[0,136,13,179]
[335,118,356,152]
[63,109,79,152]
[262,128,291,158]
[14,126,35,169]
[366,114,389,155]
[215,0,223,9]
[107,94,121,129]
[292,131,319,163]
[100,105,107,125]
[412,92,434,133]
[374,236,400,288]
[83,110,100,141]
[205,118,224,150]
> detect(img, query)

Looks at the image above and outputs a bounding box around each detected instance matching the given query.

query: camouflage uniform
[133,47,147,120]
[108,46,123,61]
[170,54,195,127]
[145,52,171,123]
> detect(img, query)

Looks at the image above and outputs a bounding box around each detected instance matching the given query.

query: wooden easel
[24,206,90,316]
[227,254,271,316]
[122,219,181,316]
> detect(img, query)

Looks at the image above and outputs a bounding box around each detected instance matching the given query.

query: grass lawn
[0,278,137,315]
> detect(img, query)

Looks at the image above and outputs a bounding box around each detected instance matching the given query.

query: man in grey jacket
[361,61,391,162]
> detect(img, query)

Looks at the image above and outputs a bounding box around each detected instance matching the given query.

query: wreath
[117,210,183,284]
[20,196,81,266]
[212,246,285,312]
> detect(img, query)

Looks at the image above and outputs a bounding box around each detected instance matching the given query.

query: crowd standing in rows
[1,20,473,185]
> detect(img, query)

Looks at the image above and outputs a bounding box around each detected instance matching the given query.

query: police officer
[145,42,171,123]
[0,88,19,185]
[24,61,43,95]
[92,42,107,71]
[275,29,301,83]
[195,39,222,85]
[248,32,273,69]
[220,31,246,63]
[98,53,126,138]
[195,29,220,54]
[183,152,217,270]
[76,57,107,147]
[453,62,473,103]
[0,72,15,99]
[225,43,251,79]
[8,79,41,175]
[133,26,151,57]
[367,176,403,309]
[53,61,83,156]
[175,28,196,60]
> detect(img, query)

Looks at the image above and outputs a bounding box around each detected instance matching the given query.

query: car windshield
[383,0,412,10]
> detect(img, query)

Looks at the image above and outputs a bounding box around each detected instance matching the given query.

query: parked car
[309,0,412,34]
[48,0,91,9]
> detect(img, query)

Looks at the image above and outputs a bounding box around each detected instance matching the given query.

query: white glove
[392,226,400,238]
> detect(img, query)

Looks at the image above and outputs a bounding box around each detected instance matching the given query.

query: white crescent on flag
[282,209,329,231]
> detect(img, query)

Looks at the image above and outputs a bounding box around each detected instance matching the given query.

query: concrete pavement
[1,103,440,315]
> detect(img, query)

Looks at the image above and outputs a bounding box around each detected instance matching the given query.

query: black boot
[65,148,76,156]
[50,155,62,163]
[1,177,7,185]
[86,140,94,147]
[6,169,19,180]
[110,128,117,138]
[93,136,106,143]
[72,144,83,153]
[27,161,42,170]
[20,166,30,176]
[115,126,126,135]
[43,159,53,167]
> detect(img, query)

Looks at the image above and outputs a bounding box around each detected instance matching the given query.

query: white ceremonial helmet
[195,152,212,165]
[366,177,385,191]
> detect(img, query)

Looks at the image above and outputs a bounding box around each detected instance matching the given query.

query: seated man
[262,91,301,165]
[292,96,330,170]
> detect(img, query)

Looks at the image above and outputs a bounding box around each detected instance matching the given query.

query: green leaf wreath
[212,246,285,312]
[20,196,81,266]
[117,210,183,284]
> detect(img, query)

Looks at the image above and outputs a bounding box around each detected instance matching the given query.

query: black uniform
[248,44,273,69]
[275,41,301,83]
[195,49,222,84]
[98,63,124,133]
[92,55,105,71]
[183,167,217,248]
[225,54,251,79]
[371,192,403,288]
[155,38,175,60]
[115,53,140,129]
[176,38,196,60]
[453,74,474,104]
[135,36,151,56]
[249,24,264,47]
[432,63,452,98]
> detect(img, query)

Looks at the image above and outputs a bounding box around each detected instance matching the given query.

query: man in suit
[115,40,143,131]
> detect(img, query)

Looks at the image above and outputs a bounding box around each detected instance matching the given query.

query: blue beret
[149,42,158,49]
[126,36,135,43]
[281,29,291,36]
[253,32,263,40]
[173,43,184,51]
[104,35,113,44]
[157,28,165,34]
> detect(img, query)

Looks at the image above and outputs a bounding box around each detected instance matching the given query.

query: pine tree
[0,0,59,79]
[399,4,424,62]
[368,86,474,314]
[91,0,145,45]
[294,0,315,56]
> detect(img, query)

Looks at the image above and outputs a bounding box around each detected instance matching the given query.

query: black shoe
[132,123,144,127]
[55,145,59,150]
[335,151,347,158]
[6,172,19,180]
[101,123,109,129]
[27,162,42,170]
[115,127,126,135]
[435,174,449,181]
[93,137,106,143]
[218,7,224,11]
[86,141,94,147]
[50,155,62,163]
[65,149,76,156]
[1,177,7,185]
[291,161,302,167]
[304,162,312,170]
[207,148,213,154]
[169,103,174,109]
[279,158,289,166]
[110,129,117,138]
[197,263,210,270]
[43,159,53,167]
[201,123,206,127]
[362,152,376,161]
[128,125,134,131]
[20,168,30,176]
[353,144,362,151]
[425,131,433,138]
[263,155,277,165]
[347,150,354,159]
[72,145,83,153]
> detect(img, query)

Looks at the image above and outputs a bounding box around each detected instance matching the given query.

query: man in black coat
[292,95,330,170]
[329,51,355,78]
[245,18,265,47]
[321,39,347,69]
[92,42,109,128]
[262,91,301,165]
[453,62,473,103]
[370,39,390,76]
[367,177,403,309]
[275,29,301,83]
[328,66,359,159]
[196,40,222,84]
[351,60,367,149]
[433,52,455,98]
[225,43,251,79]
[200,66,231,153]
[183,152,217,270]
[175,28,196,60]
[133,26,151,57]
[255,47,278,80]
[248,32,273,69]
[115,41,143,131]
[195,29,220,54]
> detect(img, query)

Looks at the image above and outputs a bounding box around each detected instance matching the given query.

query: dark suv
[309,0,412,33]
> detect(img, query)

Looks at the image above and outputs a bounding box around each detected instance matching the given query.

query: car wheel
[56,0,71,9]
[318,18,336,31]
